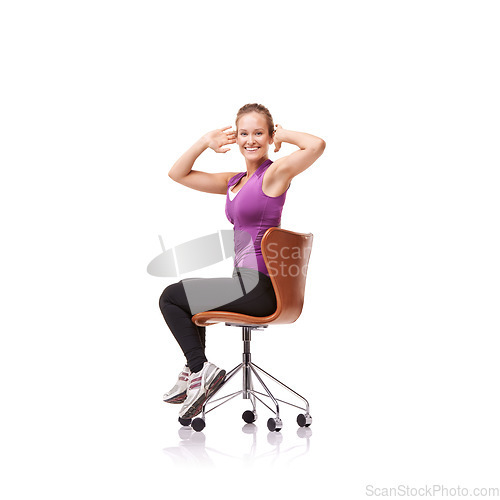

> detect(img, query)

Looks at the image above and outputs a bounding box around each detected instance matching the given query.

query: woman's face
[236,112,274,162]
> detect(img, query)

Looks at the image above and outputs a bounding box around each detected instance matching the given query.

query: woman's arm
[168,127,239,195]
[270,125,326,183]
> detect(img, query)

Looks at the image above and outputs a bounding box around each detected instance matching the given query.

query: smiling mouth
[245,147,259,152]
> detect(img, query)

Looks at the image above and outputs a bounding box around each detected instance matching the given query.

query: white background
[1,0,499,498]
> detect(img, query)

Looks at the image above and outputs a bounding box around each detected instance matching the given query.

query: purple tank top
[225,159,288,276]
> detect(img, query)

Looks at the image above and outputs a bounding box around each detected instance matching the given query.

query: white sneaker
[179,362,226,419]
[163,366,191,404]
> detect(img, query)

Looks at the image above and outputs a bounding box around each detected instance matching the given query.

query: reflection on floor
[162,422,312,466]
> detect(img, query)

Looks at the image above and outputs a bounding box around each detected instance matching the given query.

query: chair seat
[192,309,277,327]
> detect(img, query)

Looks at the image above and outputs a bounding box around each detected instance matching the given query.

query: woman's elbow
[168,169,180,182]
[313,138,326,155]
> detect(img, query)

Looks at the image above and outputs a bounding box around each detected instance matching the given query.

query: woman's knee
[159,281,183,310]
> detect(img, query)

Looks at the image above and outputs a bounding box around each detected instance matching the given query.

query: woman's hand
[203,126,237,153]
[273,124,284,153]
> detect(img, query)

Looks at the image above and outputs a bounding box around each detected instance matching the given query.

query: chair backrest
[261,227,314,324]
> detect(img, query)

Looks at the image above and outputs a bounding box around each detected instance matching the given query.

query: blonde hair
[235,103,274,135]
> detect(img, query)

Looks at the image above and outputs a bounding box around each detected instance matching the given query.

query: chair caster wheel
[297,413,312,427]
[242,410,257,423]
[267,417,283,432]
[178,417,192,427]
[191,417,206,432]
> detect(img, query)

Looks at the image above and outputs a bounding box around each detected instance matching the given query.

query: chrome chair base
[188,325,312,432]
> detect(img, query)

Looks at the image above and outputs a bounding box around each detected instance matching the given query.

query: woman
[159,103,325,420]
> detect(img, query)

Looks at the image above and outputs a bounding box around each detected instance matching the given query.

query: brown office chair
[185,227,314,432]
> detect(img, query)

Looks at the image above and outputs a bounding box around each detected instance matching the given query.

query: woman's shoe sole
[180,371,226,420]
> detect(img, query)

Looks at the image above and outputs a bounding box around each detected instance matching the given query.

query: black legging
[159,267,277,372]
